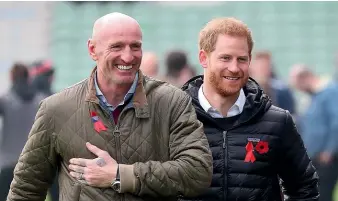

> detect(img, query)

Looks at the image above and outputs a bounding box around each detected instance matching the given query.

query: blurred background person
[0,63,44,200]
[334,52,338,81]
[164,49,196,87]
[30,60,55,97]
[250,51,296,115]
[289,64,338,201]
[139,51,159,78]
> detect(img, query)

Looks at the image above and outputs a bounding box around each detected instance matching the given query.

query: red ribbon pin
[244,141,256,163]
[90,111,107,133]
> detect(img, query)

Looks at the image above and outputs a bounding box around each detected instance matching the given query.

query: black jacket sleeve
[277,111,319,201]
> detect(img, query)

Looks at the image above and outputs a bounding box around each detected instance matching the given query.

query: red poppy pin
[244,138,269,163]
[255,141,269,154]
[90,111,107,133]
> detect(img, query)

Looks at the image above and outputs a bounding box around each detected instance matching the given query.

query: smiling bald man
[6,12,212,201]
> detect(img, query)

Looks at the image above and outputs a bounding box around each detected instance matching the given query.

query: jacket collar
[182,75,271,127]
[85,66,150,118]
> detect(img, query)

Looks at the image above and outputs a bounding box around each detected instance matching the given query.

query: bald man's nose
[121,49,134,64]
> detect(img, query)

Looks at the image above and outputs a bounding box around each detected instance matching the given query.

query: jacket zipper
[222,131,227,149]
[113,125,121,162]
[219,114,261,201]
[106,112,121,167]
[222,130,228,201]
[102,104,123,164]
[100,104,124,201]
[113,105,131,164]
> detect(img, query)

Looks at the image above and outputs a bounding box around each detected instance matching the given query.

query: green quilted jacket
[6,68,213,201]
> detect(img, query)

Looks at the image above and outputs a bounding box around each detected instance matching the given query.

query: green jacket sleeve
[7,100,58,201]
[119,92,213,197]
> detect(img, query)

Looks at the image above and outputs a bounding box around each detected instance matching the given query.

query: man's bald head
[91,12,142,42]
[140,52,159,77]
[87,12,143,86]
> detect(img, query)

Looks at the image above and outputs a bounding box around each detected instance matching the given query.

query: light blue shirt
[94,72,138,112]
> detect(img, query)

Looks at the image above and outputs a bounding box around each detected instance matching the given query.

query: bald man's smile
[116,65,132,70]
[88,12,142,86]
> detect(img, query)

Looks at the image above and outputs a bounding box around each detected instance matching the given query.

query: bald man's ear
[88,39,98,61]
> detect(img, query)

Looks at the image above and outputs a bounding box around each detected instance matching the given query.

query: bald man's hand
[69,142,118,188]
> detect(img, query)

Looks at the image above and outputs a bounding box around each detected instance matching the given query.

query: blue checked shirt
[94,71,138,112]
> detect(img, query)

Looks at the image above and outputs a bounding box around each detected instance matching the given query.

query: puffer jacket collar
[85,66,150,118]
[182,75,272,128]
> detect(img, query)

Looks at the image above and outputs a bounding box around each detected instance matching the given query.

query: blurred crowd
[1,48,338,201]
[0,60,58,201]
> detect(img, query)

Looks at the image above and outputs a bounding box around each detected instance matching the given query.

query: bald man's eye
[110,44,122,51]
[130,44,141,51]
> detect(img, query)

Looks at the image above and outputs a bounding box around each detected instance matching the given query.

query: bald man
[6,12,212,201]
[290,64,338,201]
[140,52,159,77]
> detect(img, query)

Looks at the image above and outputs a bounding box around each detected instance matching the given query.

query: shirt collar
[94,71,138,107]
[198,84,246,118]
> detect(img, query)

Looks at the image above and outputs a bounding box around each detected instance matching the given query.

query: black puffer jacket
[181,76,319,201]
